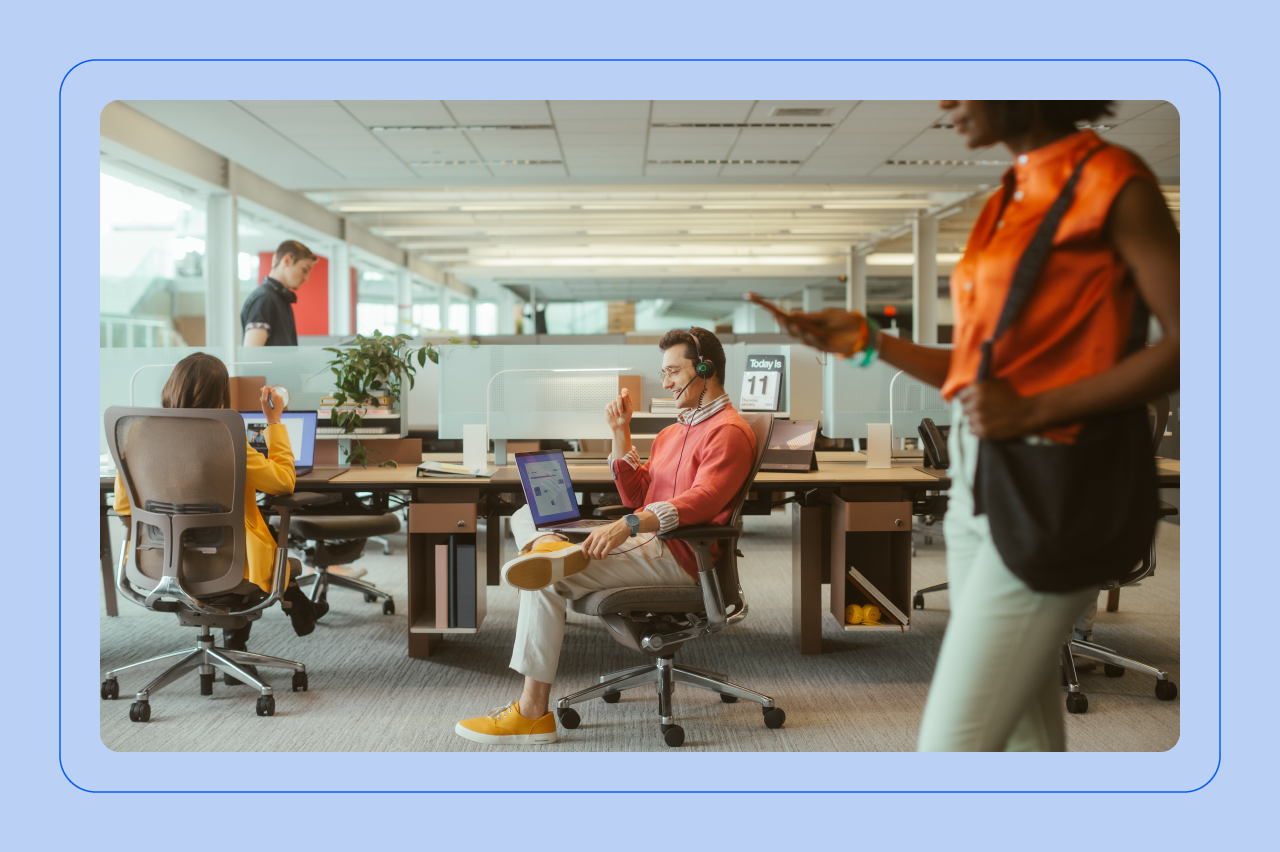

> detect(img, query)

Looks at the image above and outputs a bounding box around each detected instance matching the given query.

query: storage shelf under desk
[409,615,482,635]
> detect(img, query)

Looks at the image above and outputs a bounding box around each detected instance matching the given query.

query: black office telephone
[918,418,950,470]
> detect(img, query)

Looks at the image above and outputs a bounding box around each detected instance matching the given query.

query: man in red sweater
[456,327,757,745]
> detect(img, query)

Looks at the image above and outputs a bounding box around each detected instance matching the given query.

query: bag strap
[976,143,1109,382]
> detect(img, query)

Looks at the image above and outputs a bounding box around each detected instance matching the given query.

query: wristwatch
[624,513,641,538]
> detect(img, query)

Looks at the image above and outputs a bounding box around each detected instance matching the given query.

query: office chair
[288,509,400,615]
[911,418,950,609]
[555,413,785,747]
[1061,395,1178,713]
[101,407,324,721]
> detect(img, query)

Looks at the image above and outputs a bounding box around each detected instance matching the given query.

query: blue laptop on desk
[239,410,318,476]
[514,450,613,533]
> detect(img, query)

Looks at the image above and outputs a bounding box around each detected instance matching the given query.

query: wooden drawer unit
[832,499,912,532]
[408,503,477,534]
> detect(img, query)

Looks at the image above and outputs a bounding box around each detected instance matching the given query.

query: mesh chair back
[105,407,248,598]
[712,414,774,611]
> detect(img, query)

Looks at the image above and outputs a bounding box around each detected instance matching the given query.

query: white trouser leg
[508,525,694,685]
[508,504,567,553]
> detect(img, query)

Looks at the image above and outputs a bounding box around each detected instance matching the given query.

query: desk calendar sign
[740,355,785,411]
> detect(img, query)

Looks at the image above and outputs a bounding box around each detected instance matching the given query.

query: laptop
[760,419,820,472]
[239,410,318,476]
[514,450,614,532]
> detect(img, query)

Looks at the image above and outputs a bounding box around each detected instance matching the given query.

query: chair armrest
[270,492,341,509]
[658,524,739,542]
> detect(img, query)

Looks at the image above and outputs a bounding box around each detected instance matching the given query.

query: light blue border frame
[62,58,1218,788]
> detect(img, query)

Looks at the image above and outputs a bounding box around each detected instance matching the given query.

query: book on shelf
[453,540,477,629]
[447,538,458,628]
[846,565,909,627]
[319,406,397,416]
[435,544,450,628]
[321,392,391,407]
[649,398,679,413]
[416,461,497,479]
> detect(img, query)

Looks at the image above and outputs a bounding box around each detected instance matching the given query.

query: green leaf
[417,347,427,367]
[428,348,439,364]
[469,339,480,348]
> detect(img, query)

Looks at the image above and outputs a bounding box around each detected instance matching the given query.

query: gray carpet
[99,512,1179,752]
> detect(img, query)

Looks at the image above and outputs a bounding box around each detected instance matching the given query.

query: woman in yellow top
[114,353,325,651]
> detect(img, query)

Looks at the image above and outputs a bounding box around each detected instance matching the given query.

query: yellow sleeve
[245,424,296,496]
[112,473,131,516]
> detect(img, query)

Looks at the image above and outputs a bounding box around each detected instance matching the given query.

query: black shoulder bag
[973,145,1158,593]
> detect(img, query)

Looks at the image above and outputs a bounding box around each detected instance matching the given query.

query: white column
[329,241,351,338]
[498,290,517,334]
[395,268,413,336]
[204,193,238,357]
[802,285,824,313]
[912,214,938,344]
[467,299,477,336]
[439,288,452,335]
[846,249,867,314]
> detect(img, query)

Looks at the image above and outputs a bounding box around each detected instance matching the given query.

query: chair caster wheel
[763,708,786,729]
[382,600,395,615]
[913,594,925,610]
[200,672,215,696]
[719,693,738,703]
[1066,693,1088,714]
[128,701,150,722]
[662,724,685,747]
[101,678,119,701]
[1104,664,1125,678]
[256,695,276,716]
[557,707,580,729]
[364,593,377,602]
[1155,680,1178,701]
[292,672,308,692]
[602,691,621,704]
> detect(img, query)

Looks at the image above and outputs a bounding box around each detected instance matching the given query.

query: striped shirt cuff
[645,501,680,534]
[608,448,640,479]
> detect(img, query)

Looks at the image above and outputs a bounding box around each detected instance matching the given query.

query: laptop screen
[767,419,819,451]
[515,451,581,526]
[239,411,317,468]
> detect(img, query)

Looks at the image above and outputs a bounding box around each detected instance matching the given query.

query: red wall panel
[256,252,329,336]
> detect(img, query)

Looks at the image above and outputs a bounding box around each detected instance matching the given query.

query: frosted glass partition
[822,345,952,442]
[437,342,792,441]
[99,346,364,455]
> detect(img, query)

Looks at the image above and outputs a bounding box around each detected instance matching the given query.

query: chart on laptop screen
[525,458,573,516]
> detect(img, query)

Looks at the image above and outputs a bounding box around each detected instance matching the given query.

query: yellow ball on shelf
[862,605,882,625]
[845,604,864,624]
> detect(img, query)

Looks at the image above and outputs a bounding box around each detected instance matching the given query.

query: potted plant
[323,330,472,467]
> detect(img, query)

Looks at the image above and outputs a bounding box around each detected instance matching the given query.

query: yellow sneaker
[501,541,590,591]
[455,700,558,745]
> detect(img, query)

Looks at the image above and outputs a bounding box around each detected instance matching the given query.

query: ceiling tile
[549,101,651,119]
[338,101,455,126]
[650,101,754,122]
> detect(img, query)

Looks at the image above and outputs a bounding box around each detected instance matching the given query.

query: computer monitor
[238,410,317,471]
[821,345,952,442]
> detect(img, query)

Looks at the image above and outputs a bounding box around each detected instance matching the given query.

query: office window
[100,170,207,347]
[355,269,397,336]
[449,303,470,335]
[413,303,440,332]
[475,302,497,335]
[545,301,607,334]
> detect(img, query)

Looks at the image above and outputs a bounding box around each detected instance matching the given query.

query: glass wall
[100,170,207,348]
[545,300,608,334]
[448,303,470,335]
[355,269,398,336]
[475,302,498,336]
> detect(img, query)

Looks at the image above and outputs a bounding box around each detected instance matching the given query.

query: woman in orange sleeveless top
[777,101,1179,750]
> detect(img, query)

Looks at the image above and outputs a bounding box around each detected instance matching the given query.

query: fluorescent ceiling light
[866,252,964,265]
[464,256,838,267]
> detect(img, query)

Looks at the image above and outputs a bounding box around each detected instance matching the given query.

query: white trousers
[507,505,695,685]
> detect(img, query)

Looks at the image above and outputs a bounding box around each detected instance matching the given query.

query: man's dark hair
[272,239,317,267]
[659,327,726,384]
[161,352,231,410]
[987,101,1116,138]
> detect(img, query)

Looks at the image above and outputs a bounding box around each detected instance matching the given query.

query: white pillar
[395,268,413,336]
[439,287,452,334]
[802,285,824,313]
[467,299,477,336]
[498,291,517,334]
[912,214,938,344]
[329,241,351,338]
[846,249,867,314]
[204,193,238,357]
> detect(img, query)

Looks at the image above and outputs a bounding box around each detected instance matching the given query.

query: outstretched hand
[605,387,634,431]
[775,308,869,357]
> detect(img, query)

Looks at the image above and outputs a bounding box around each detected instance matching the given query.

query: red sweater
[614,405,757,577]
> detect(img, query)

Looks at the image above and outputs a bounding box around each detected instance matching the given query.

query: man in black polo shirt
[241,240,317,346]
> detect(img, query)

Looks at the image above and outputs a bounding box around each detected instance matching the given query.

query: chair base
[555,656,784,746]
[297,566,395,614]
[1060,636,1178,714]
[101,626,306,720]
[912,581,948,610]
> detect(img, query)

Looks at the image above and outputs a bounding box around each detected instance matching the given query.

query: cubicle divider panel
[822,344,952,443]
[99,346,232,454]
